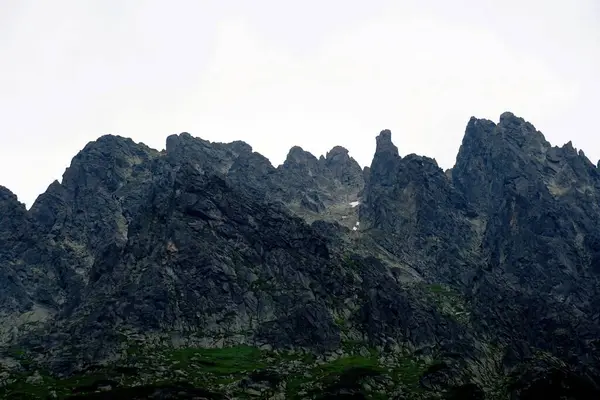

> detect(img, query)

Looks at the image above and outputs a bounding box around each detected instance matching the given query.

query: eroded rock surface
[1,113,600,399]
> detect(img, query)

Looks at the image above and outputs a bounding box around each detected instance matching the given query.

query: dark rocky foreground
[1,112,600,399]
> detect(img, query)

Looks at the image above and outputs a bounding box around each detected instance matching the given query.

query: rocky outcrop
[360,130,476,285]
[451,113,600,387]
[275,145,364,212]
[0,186,30,317]
[2,113,600,399]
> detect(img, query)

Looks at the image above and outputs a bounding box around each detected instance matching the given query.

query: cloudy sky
[1,0,599,207]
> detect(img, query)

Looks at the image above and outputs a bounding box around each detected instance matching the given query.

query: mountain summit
[1,113,600,399]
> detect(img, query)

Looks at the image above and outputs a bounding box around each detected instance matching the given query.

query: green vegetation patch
[427,283,448,294]
[286,354,384,399]
[1,343,437,399]
[391,355,429,390]
[423,283,471,325]
[167,345,266,375]
[0,371,118,400]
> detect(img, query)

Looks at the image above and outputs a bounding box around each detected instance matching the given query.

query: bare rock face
[451,113,600,384]
[361,130,475,285]
[1,114,600,399]
[0,186,31,317]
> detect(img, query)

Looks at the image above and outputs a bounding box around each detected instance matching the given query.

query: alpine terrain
[1,112,600,399]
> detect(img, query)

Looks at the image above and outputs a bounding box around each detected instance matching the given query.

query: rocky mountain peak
[325,145,350,160]
[453,112,556,208]
[464,115,496,138]
[228,140,254,155]
[498,110,522,124]
[563,140,577,154]
[362,130,471,265]
[165,133,255,177]
[497,110,535,131]
[498,111,548,149]
[60,134,158,191]
[367,129,401,190]
[165,132,193,154]
[374,129,398,157]
[0,185,21,207]
[322,146,364,190]
[463,112,547,148]
[0,186,26,237]
[2,114,600,399]
[283,146,319,166]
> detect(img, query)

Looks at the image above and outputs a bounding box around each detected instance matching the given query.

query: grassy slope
[0,342,435,399]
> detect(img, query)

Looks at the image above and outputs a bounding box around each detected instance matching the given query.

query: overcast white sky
[1,0,599,208]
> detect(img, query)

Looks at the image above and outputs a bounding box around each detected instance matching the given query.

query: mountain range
[1,112,600,399]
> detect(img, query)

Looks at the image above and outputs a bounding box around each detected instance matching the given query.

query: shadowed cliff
[1,113,599,399]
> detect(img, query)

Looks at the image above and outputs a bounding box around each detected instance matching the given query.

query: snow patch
[349,201,360,207]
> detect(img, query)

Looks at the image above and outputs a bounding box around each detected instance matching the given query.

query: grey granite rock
[1,113,600,399]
